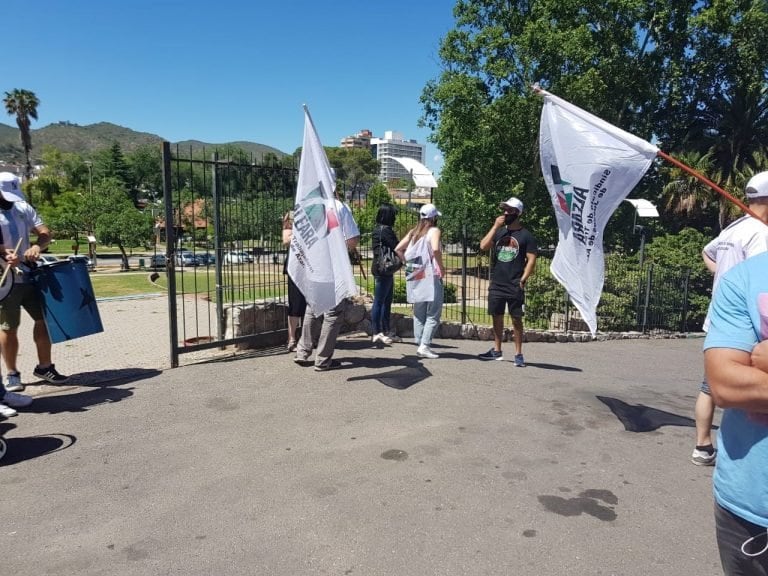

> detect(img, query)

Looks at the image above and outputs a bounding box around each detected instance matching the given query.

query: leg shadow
[0,431,76,466]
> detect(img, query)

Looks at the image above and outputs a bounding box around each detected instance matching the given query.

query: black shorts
[287,275,307,317]
[488,287,524,318]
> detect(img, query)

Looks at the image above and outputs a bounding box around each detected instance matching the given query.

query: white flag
[287,106,357,315]
[539,92,658,334]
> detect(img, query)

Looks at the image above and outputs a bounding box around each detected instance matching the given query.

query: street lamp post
[624,199,659,266]
[84,161,93,196]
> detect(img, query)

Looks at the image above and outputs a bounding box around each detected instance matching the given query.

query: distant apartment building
[370,131,426,182]
[340,129,373,150]
[340,128,429,184]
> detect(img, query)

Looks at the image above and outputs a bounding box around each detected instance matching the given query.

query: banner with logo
[539,92,658,334]
[287,106,357,315]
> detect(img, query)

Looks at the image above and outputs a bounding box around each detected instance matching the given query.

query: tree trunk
[119,245,129,271]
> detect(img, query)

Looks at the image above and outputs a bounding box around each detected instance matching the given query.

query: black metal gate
[160,142,297,367]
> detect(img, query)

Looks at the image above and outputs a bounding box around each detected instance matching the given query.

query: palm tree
[660,151,726,228]
[3,89,40,182]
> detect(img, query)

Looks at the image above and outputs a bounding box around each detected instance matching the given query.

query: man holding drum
[0,172,68,404]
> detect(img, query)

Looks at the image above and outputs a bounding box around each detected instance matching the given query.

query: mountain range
[0,121,289,164]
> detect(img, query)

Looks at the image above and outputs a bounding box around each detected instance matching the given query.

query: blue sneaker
[479,348,503,361]
[514,354,526,367]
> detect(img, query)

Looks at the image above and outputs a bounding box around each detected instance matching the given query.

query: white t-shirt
[334,199,360,241]
[0,202,44,282]
[702,215,768,330]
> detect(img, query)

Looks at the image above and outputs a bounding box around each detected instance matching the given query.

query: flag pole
[656,150,760,221]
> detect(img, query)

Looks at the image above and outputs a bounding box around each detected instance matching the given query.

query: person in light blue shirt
[704,249,768,574]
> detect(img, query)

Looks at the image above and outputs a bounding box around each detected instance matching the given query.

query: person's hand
[519,278,527,289]
[23,244,41,262]
[751,339,768,373]
[494,214,506,229]
[4,247,20,267]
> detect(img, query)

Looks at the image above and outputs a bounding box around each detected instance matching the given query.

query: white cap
[499,196,524,214]
[419,203,441,219]
[746,171,768,200]
[0,172,25,203]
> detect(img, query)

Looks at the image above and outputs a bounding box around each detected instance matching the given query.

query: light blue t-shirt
[704,251,768,526]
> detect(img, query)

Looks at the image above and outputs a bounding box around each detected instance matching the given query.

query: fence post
[161,142,179,368]
[680,268,690,333]
[641,263,654,333]
[212,152,225,345]
[461,222,467,325]
[562,289,569,334]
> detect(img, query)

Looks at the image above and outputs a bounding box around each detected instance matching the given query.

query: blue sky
[4,0,457,174]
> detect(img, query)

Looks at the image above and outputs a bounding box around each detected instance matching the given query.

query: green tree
[352,182,394,235]
[92,178,154,269]
[94,142,133,194]
[38,190,89,249]
[325,147,380,203]
[421,0,765,241]
[126,144,163,200]
[3,88,40,183]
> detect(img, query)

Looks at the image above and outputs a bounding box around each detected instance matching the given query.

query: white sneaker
[372,333,383,343]
[0,402,17,417]
[2,391,32,408]
[5,371,23,392]
[380,335,393,345]
[417,345,439,359]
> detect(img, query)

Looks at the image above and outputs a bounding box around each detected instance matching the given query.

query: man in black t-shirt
[478,197,538,366]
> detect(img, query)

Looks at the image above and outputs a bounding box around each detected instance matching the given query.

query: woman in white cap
[395,203,444,359]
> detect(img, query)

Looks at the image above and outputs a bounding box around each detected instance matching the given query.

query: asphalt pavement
[0,296,722,576]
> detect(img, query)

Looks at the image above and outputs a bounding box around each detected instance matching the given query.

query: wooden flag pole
[656,150,760,221]
[0,237,24,289]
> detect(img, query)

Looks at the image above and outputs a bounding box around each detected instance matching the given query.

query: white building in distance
[370,131,426,183]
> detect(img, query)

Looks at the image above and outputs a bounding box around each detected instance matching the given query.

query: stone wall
[224,299,693,350]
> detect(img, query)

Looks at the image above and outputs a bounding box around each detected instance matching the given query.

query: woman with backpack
[395,203,445,359]
[370,204,400,345]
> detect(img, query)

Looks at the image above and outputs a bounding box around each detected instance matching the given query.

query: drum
[32,260,104,344]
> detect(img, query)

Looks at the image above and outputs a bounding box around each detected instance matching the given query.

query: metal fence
[352,237,703,335]
[161,143,296,366]
[159,144,703,366]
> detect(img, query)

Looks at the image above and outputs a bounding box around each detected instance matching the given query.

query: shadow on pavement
[25,386,135,414]
[345,357,432,390]
[188,346,289,365]
[0,422,76,467]
[58,367,163,387]
[597,395,696,433]
[524,362,582,371]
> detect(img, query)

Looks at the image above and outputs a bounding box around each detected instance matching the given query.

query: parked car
[150,254,167,269]
[175,251,198,267]
[223,251,252,265]
[196,252,216,266]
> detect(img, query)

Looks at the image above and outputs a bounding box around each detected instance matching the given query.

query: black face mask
[0,198,14,211]
[504,212,519,225]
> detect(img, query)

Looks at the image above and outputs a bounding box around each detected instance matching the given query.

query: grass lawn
[90,272,162,298]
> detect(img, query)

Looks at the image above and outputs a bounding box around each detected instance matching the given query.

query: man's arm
[520,252,537,287]
[25,224,51,262]
[479,216,506,251]
[702,249,716,274]
[346,235,359,251]
[706,347,768,411]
